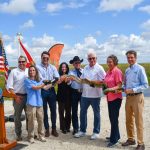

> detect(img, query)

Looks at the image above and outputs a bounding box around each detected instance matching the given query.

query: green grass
[0,63,149,90]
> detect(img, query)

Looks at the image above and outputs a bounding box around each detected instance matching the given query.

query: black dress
[57,81,71,132]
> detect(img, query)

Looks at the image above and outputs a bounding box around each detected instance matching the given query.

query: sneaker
[29,138,34,144]
[39,137,46,142]
[74,131,86,138]
[90,133,99,140]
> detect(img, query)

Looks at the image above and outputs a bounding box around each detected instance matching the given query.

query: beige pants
[125,94,144,145]
[26,105,44,139]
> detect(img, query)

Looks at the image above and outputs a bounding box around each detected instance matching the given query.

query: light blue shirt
[69,68,83,90]
[36,63,59,81]
[125,63,148,93]
[24,78,43,107]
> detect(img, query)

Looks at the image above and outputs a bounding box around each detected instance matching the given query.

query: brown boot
[45,129,50,137]
[51,129,59,137]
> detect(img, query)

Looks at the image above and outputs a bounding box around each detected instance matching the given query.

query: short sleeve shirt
[104,67,123,101]
[24,78,43,107]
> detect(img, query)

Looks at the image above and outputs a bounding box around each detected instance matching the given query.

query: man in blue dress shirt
[122,50,148,150]
[68,56,83,135]
[37,51,59,137]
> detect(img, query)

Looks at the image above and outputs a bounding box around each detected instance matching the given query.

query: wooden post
[0,97,17,150]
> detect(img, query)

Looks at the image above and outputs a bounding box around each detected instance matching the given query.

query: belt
[16,93,27,96]
[127,92,142,96]
[72,88,82,93]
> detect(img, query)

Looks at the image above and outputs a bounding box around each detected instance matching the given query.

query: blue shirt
[24,78,43,107]
[36,63,59,81]
[69,68,83,90]
[125,63,148,93]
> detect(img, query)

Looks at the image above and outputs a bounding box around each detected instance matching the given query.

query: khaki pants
[26,105,44,139]
[125,94,144,145]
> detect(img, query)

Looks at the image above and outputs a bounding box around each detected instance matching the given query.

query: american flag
[0,38,9,81]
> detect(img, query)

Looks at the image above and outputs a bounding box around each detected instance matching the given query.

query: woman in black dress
[57,62,71,134]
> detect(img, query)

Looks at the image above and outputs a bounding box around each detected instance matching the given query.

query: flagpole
[16,33,22,58]
[0,36,17,150]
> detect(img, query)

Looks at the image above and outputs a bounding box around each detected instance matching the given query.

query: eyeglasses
[18,61,26,63]
[88,57,96,60]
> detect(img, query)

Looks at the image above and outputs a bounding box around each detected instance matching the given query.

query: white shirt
[7,68,28,94]
[36,63,59,80]
[81,63,106,98]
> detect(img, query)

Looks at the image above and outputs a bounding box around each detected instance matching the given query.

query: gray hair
[87,50,97,58]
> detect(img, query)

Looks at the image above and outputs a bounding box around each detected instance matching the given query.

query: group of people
[6,50,148,150]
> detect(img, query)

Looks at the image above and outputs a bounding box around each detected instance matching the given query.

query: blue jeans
[80,97,101,134]
[71,89,81,131]
[41,88,57,129]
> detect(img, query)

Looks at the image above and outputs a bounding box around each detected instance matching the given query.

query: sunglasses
[42,57,49,60]
[88,57,96,60]
[18,61,26,63]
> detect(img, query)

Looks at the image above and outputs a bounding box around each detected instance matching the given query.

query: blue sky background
[0,0,150,66]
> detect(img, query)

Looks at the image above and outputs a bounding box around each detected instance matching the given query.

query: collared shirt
[81,63,106,98]
[124,63,148,93]
[7,68,28,94]
[36,63,59,81]
[69,68,83,90]
[24,78,43,107]
[104,67,123,101]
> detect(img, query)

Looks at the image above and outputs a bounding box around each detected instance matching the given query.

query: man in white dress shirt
[7,56,28,141]
[74,51,106,140]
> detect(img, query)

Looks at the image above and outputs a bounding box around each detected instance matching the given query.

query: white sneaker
[90,133,99,140]
[29,138,35,144]
[74,131,86,138]
[39,137,46,142]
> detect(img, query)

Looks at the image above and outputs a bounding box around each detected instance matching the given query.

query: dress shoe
[16,136,22,141]
[122,139,136,146]
[135,144,145,150]
[51,129,59,137]
[72,129,78,135]
[62,130,67,134]
[45,129,50,137]
[66,129,70,132]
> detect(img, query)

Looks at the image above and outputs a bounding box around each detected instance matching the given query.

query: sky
[0,0,150,66]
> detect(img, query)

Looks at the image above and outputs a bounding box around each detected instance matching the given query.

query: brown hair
[107,55,118,66]
[18,55,27,62]
[126,50,137,58]
[41,51,50,58]
[28,65,40,82]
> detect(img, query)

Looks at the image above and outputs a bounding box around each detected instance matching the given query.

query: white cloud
[46,2,64,13]
[98,0,143,12]
[139,5,150,14]
[0,0,37,14]
[63,24,74,29]
[3,34,12,42]
[20,19,35,29]
[4,32,150,66]
[45,1,89,13]
[141,19,150,30]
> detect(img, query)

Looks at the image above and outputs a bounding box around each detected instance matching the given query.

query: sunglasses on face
[18,61,26,64]
[88,57,96,61]
[42,57,49,60]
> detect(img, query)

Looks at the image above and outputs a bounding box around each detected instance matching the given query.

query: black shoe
[62,130,67,134]
[72,129,78,135]
[106,137,110,141]
[107,142,117,147]
[66,129,70,133]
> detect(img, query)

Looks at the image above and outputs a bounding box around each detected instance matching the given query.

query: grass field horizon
[0,63,150,89]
